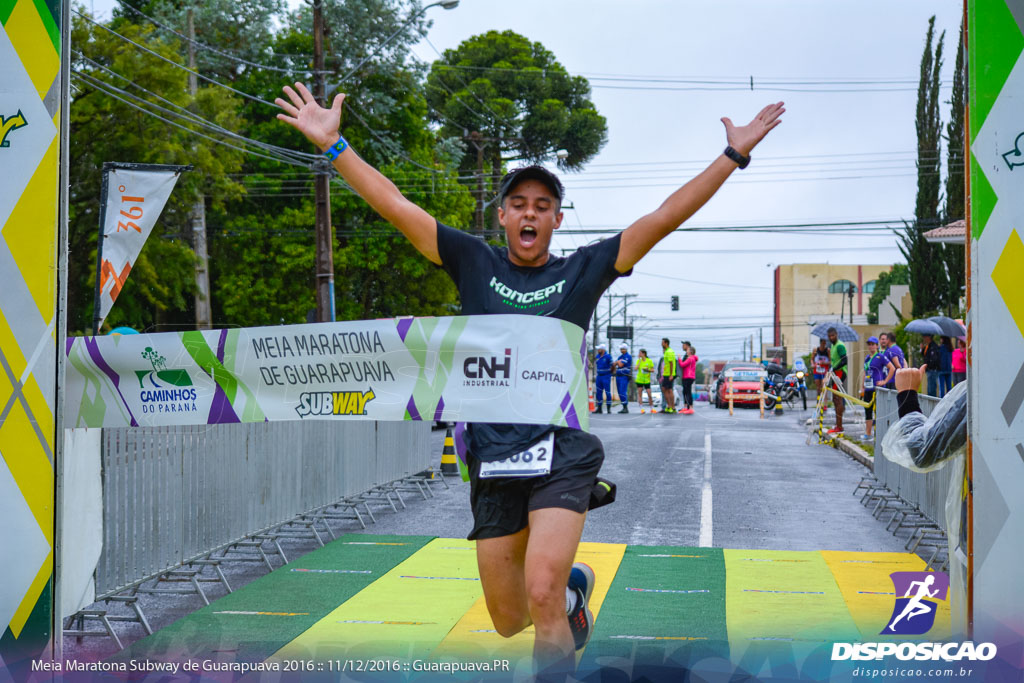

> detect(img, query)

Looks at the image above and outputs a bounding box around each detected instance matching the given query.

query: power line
[120,3,327,75]
[75,9,279,109]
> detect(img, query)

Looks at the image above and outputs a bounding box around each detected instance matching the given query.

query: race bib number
[479,433,554,479]
[865,377,874,389]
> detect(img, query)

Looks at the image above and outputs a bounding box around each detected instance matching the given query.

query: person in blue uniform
[614,344,633,413]
[594,344,612,414]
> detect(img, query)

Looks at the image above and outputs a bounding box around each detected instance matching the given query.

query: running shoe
[640,409,646,414]
[567,562,595,650]
[827,427,844,434]
[859,433,873,442]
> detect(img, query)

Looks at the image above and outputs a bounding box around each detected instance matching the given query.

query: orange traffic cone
[440,427,458,476]
[588,386,595,412]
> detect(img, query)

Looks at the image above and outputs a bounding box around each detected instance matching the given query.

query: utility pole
[847,285,855,324]
[312,0,335,321]
[187,7,211,329]
[467,131,487,234]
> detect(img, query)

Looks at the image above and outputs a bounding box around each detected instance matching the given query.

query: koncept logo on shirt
[489,276,565,310]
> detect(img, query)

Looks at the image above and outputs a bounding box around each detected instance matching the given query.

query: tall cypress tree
[899,16,948,316]
[942,19,967,314]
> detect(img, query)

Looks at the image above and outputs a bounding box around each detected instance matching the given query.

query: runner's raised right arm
[275,83,440,265]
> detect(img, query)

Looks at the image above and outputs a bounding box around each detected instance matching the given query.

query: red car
[714,365,766,408]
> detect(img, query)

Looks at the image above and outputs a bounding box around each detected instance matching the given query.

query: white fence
[94,421,430,597]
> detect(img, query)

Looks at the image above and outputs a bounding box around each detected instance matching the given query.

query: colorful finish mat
[119,535,944,672]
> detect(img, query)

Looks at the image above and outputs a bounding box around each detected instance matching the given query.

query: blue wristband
[324,135,349,161]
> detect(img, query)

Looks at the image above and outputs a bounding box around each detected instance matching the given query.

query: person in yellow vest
[659,337,678,414]
[634,349,655,413]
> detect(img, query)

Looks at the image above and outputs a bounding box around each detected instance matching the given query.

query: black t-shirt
[436,221,629,461]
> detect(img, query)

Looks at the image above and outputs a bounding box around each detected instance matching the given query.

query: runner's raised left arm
[615,103,785,273]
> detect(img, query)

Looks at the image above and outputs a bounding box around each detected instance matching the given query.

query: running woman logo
[881,571,949,635]
[0,110,27,148]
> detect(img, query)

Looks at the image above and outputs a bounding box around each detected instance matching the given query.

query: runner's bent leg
[525,507,587,672]
[476,527,531,637]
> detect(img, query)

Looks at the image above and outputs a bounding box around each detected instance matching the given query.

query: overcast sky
[90,0,963,360]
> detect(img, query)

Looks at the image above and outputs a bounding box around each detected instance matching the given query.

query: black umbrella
[905,319,944,336]
[928,316,966,337]
[810,320,859,341]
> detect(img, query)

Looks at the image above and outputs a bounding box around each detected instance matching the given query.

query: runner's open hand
[721,102,785,156]
[895,364,927,393]
[275,82,344,150]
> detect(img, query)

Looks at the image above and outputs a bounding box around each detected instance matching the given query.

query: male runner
[659,338,678,414]
[275,81,783,675]
[827,327,848,434]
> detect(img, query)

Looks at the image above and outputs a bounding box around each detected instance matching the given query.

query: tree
[867,264,911,324]
[69,14,246,334]
[900,16,948,317]
[426,30,608,232]
[942,19,967,314]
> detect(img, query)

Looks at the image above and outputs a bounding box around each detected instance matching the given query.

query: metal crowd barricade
[94,420,430,599]
[873,389,949,531]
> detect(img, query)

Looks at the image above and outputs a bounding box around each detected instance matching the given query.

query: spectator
[827,327,848,434]
[634,349,655,413]
[862,336,888,441]
[921,334,942,396]
[938,336,953,397]
[593,344,612,414]
[679,346,699,414]
[659,338,677,414]
[614,344,632,413]
[882,331,906,389]
[812,338,831,397]
[952,338,967,385]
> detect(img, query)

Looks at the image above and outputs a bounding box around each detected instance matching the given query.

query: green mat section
[113,534,431,664]
[580,546,728,670]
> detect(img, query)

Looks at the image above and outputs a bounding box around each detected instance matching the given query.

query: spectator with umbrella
[939,336,954,397]
[952,338,967,386]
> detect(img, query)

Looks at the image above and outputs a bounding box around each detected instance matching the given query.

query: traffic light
[671,295,679,311]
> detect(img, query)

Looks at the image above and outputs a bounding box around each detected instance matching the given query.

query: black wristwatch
[724,146,750,169]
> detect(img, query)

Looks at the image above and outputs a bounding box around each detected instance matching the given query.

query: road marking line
[742,589,825,595]
[699,430,713,547]
[625,587,709,594]
[214,611,309,616]
[400,575,480,581]
[636,554,706,559]
[610,635,707,641]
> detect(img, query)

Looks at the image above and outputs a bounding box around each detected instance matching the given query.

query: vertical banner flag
[967,0,1024,649]
[1,0,66,672]
[93,162,187,330]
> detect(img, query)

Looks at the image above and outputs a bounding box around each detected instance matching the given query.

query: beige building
[773,263,895,359]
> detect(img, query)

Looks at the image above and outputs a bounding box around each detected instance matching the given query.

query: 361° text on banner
[93,163,187,329]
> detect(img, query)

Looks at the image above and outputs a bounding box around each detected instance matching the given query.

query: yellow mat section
[429,541,627,662]
[821,551,951,641]
[724,549,860,648]
[270,538,483,661]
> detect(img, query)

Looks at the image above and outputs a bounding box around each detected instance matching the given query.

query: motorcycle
[761,363,808,410]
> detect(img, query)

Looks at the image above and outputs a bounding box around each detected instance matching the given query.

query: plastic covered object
[881,381,967,472]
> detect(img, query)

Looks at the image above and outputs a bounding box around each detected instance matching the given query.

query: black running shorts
[636,381,650,388]
[467,428,605,541]
[660,377,675,391]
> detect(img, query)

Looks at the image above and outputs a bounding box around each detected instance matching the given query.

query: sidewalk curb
[834,438,874,472]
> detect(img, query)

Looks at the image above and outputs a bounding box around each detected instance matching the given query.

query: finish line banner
[65,315,589,430]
